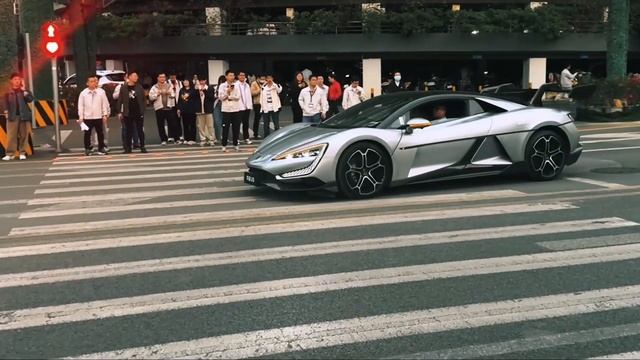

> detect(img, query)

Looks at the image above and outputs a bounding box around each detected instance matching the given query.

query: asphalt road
[0,118,640,358]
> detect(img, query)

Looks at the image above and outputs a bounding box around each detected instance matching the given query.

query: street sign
[42,22,62,59]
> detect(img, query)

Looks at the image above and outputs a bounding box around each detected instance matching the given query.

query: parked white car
[62,70,126,89]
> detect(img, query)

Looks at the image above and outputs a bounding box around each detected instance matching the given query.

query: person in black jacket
[177,79,198,145]
[289,71,307,123]
[195,78,216,146]
[384,71,406,93]
[116,71,147,153]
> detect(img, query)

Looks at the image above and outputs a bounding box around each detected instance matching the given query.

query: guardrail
[163,20,605,37]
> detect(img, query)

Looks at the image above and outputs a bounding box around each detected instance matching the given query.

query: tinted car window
[105,73,125,82]
[319,94,423,129]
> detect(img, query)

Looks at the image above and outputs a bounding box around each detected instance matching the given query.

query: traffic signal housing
[42,22,63,58]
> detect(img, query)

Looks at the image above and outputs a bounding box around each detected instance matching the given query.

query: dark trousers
[124,115,145,151]
[181,113,197,142]
[172,109,183,140]
[155,109,180,142]
[222,111,241,147]
[292,103,303,123]
[252,104,261,137]
[121,119,140,148]
[240,109,251,140]
[328,100,341,117]
[83,119,105,151]
[262,111,280,137]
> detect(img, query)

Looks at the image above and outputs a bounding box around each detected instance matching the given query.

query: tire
[336,142,391,199]
[525,129,567,181]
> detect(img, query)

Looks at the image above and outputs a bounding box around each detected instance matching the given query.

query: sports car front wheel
[525,130,567,181]
[336,142,391,199]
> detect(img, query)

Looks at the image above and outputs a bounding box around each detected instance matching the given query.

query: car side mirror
[404,118,432,134]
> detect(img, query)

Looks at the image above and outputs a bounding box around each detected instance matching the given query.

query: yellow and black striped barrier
[30,100,69,128]
[0,115,34,157]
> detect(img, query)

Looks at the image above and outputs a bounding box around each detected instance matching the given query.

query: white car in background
[62,70,126,89]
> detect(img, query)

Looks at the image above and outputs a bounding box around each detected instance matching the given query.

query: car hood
[253,124,341,159]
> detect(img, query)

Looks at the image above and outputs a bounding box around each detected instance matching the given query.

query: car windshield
[318,93,423,129]
[106,73,125,82]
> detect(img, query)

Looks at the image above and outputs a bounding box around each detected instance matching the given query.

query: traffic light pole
[51,58,62,153]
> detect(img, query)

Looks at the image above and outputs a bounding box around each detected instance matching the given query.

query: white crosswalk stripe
[1,150,639,359]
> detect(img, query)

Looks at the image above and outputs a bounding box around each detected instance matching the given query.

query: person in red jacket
[327,73,342,117]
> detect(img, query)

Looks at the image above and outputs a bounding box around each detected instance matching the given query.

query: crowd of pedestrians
[1,69,369,160]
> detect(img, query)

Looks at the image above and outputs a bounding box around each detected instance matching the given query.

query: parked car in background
[61,70,126,118]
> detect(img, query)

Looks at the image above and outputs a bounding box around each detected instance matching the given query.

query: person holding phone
[177,79,198,145]
[217,70,242,152]
[1,73,34,160]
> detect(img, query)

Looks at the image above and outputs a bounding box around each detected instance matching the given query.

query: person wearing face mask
[250,75,264,140]
[385,71,405,93]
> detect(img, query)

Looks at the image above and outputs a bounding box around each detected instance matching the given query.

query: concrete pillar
[64,60,76,79]
[208,60,229,85]
[205,7,222,36]
[362,58,382,97]
[105,59,124,71]
[522,58,547,89]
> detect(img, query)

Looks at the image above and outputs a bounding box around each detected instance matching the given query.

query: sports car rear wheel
[337,142,391,199]
[525,130,567,181]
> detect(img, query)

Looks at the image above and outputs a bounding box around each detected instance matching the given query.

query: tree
[607,0,630,79]
[66,0,98,92]
[0,0,18,86]
[20,0,55,99]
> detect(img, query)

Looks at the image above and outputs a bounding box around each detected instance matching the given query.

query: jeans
[213,102,223,142]
[302,113,322,124]
[262,111,280,137]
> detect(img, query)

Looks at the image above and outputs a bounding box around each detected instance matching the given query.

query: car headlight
[272,143,327,161]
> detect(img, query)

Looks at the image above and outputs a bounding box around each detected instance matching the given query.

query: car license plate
[244,172,259,185]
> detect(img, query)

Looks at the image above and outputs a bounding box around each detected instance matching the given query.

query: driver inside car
[432,105,447,121]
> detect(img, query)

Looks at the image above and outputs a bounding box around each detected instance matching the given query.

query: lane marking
[0,199,28,205]
[69,285,640,359]
[584,146,640,153]
[2,218,633,288]
[54,145,258,157]
[28,186,251,205]
[591,351,640,359]
[582,137,640,144]
[34,177,244,194]
[39,169,243,185]
[8,191,534,237]
[50,156,248,170]
[579,123,640,132]
[20,196,260,219]
[538,233,640,251]
[565,177,628,190]
[53,153,250,165]
[390,322,640,360]
[45,163,246,177]
[1,202,571,256]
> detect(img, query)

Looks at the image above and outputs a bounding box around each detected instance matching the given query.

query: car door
[392,98,493,181]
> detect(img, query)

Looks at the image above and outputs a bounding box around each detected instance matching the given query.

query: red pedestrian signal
[42,22,62,58]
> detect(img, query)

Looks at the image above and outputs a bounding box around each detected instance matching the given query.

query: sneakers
[140,147,148,153]
[200,142,206,147]
[187,141,196,146]
[133,144,141,150]
[221,146,227,153]
[19,154,26,160]
[2,155,14,161]
[234,145,241,152]
[123,149,132,154]
[245,139,253,145]
[161,141,167,146]
[167,138,175,144]
[103,146,110,153]
[84,149,91,156]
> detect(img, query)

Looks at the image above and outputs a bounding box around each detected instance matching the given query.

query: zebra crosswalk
[1,145,640,358]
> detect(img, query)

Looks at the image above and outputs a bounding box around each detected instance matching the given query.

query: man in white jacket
[342,78,366,110]
[560,65,578,91]
[148,73,178,145]
[298,75,329,124]
[259,74,282,137]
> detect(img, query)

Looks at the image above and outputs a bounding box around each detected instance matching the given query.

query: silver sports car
[244,92,582,199]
